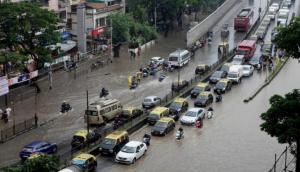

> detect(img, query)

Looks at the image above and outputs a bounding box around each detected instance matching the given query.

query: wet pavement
[0,0,292,169]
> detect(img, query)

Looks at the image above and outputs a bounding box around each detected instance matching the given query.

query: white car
[142,96,161,109]
[180,108,206,125]
[115,141,147,164]
[231,55,245,65]
[242,65,254,77]
[150,57,164,66]
[271,3,279,11]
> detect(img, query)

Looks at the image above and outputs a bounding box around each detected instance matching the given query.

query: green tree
[274,17,300,59]
[0,2,60,69]
[2,155,59,172]
[260,89,300,172]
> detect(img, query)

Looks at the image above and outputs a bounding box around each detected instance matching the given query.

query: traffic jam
[18,0,293,171]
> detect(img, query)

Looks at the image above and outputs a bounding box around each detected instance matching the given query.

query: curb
[243,57,289,103]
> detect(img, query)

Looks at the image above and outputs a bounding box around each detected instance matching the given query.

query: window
[100,110,105,115]
[104,107,111,113]
[112,105,117,110]
[95,18,105,27]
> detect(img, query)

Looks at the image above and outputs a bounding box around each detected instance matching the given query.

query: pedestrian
[137,47,141,57]
[6,107,11,118]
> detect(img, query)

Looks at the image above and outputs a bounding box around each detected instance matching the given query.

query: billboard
[8,70,38,86]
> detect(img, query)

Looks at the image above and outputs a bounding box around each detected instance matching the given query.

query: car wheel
[143,149,147,155]
[132,158,136,164]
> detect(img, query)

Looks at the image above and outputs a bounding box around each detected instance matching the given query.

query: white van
[227,65,243,83]
[168,49,191,67]
[85,98,122,125]
[268,7,277,20]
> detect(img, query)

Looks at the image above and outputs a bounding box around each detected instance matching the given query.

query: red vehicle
[234,8,254,32]
[236,40,256,61]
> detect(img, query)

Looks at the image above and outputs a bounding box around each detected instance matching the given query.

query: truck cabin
[236,40,256,60]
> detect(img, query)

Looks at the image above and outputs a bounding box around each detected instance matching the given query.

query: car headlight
[160,131,164,134]
[99,147,102,151]
[109,149,114,153]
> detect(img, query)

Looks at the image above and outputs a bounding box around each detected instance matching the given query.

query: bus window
[100,109,105,115]
[112,105,117,110]
[104,107,111,113]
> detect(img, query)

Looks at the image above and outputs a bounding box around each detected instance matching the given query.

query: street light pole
[110,17,113,61]
[154,0,157,31]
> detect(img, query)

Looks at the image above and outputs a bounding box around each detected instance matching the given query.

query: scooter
[100,90,109,98]
[61,103,72,113]
[175,130,184,140]
[142,134,151,146]
[207,111,213,119]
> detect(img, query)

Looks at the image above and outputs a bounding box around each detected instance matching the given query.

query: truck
[227,65,243,83]
[234,8,254,32]
[236,40,256,61]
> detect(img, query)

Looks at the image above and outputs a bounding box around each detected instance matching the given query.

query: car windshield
[102,138,116,146]
[236,50,246,55]
[154,121,167,128]
[122,110,131,116]
[23,147,34,152]
[243,66,250,71]
[250,56,259,63]
[198,95,208,100]
[169,56,178,61]
[73,136,85,142]
[212,71,222,78]
[221,65,230,72]
[144,98,152,102]
[149,113,159,119]
[170,102,182,109]
[121,146,136,153]
[216,82,226,88]
[194,86,204,92]
[228,73,238,78]
[233,57,243,62]
[185,111,199,117]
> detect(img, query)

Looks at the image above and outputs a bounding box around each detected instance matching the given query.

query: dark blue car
[19,141,57,160]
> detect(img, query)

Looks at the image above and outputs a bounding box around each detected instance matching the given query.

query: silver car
[142,96,161,109]
[180,108,206,125]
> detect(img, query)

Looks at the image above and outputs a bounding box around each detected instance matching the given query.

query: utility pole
[177,49,180,87]
[86,89,89,133]
[154,0,157,31]
[110,17,113,61]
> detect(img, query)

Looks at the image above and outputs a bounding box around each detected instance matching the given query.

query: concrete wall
[186,0,240,48]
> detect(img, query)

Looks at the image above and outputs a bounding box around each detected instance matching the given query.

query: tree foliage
[2,155,60,172]
[260,89,300,172]
[274,17,300,59]
[0,2,60,68]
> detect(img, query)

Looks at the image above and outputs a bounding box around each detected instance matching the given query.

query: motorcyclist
[207,107,214,119]
[61,101,67,113]
[1,110,8,123]
[143,134,151,146]
[100,87,108,97]
[216,91,222,102]
[177,127,184,139]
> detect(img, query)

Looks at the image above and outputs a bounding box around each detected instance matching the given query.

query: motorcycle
[61,102,72,113]
[142,134,151,146]
[216,94,222,102]
[207,110,213,119]
[100,89,109,98]
[175,130,184,140]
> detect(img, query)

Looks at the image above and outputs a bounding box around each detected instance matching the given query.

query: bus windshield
[169,56,178,61]
[85,110,98,116]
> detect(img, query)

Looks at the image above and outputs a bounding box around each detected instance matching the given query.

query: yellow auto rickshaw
[218,42,229,58]
[136,72,142,83]
[128,75,138,89]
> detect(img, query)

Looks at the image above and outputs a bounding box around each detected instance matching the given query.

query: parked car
[242,65,254,77]
[190,82,211,98]
[209,71,227,84]
[180,108,206,125]
[99,130,129,156]
[213,79,232,94]
[71,129,100,149]
[115,141,147,164]
[195,64,210,75]
[150,57,164,66]
[248,55,262,69]
[119,107,143,119]
[231,55,245,65]
[71,153,97,172]
[194,91,214,107]
[151,117,176,136]
[19,141,57,160]
[171,80,189,92]
[168,98,189,121]
[142,96,161,109]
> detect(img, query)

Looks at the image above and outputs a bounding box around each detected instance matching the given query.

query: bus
[168,49,191,67]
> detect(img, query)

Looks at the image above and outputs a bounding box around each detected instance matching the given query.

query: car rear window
[144,98,152,102]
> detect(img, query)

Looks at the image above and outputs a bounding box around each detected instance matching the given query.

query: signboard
[91,27,105,37]
[0,76,9,96]
[8,70,39,86]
